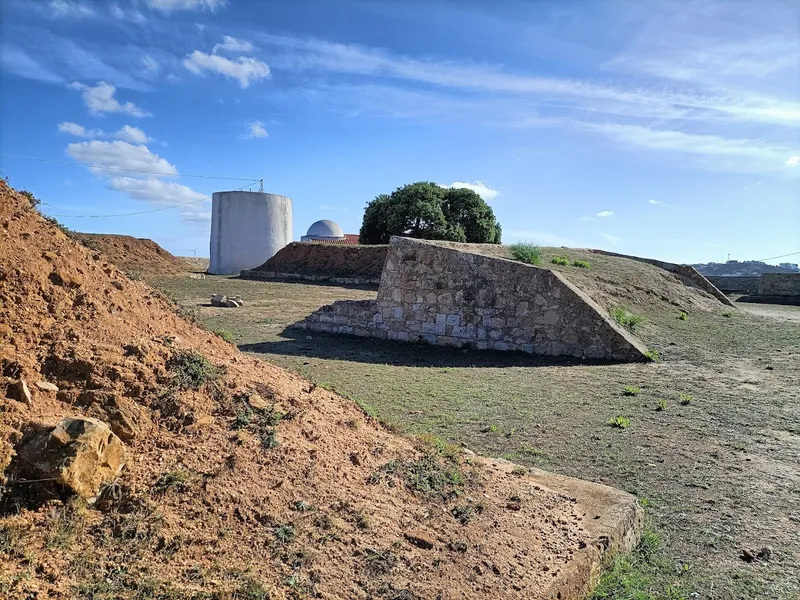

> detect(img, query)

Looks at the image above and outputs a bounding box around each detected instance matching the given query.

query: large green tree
[359,182,502,244]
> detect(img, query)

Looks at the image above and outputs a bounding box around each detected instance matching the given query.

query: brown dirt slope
[0,182,639,598]
[72,233,189,277]
[251,242,389,279]
[426,240,723,316]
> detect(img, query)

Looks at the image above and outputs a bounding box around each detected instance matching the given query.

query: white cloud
[69,81,151,117]
[147,0,225,13]
[58,121,103,138]
[141,55,160,77]
[602,233,621,245]
[213,36,254,54]
[596,210,614,218]
[114,125,150,144]
[581,216,594,221]
[110,4,147,23]
[648,199,665,206]
[183,51,270,88]
[441,181,499,201]
[786,155,800,166]
[245,121,269,138]
[0,46,64,83]
[108,176,206,204]
[49,0,96,19]
[66,140,177,175]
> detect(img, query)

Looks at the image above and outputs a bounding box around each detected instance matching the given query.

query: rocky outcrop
[17,417,126,500]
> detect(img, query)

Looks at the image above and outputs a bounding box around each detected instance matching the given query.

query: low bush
[608,415,631,429]
[551,255,570,266]
[679,393,693,405]
[571,259,591,269]
[612,308,644,332]
[168,350,218,390]
[510,242,542,265]
[623,386,641,396]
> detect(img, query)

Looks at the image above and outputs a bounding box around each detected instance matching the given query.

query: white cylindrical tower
[209,191,293,275]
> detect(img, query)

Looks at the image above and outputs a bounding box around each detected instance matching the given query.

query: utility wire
[45,181,258,219]
[755,250,800,262]
[0,152,259,182]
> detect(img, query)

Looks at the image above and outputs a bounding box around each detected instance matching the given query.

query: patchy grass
[679,393,694,406]
[608,415,631,429]
[656,399,668,412]
[551,255,570,266]
[45,499,86,549]
[572,259,591,269]
[274,524,295,545]
[153,470,193,495]
[509,242,542,266]
[644,349,661,362]
[613,308,645,332]
[623,386,641,396]
[214,329,236,343]
[678,311,689,321]
[167,350,219,390]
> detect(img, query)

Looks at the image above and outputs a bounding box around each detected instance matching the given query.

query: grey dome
[306,219,344,238]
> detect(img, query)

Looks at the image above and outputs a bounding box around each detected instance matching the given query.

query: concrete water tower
[209,190,293,275]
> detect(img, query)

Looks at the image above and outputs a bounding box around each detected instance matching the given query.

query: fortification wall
[759,273,800,296]
[243,242,388,282]
[296,237,648,361]
[706,276,760,294]
[587,249,734,307]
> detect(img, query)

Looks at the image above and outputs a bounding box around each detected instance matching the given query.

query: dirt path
[156,275,800,599]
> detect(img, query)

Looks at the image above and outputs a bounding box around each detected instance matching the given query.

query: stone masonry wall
[295,237,648,361]
[759,273,800,297]
[706,276,760,294]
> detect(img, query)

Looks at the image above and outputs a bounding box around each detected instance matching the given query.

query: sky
[0,0,798,264]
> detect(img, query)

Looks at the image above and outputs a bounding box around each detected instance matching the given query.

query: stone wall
[295,237,649,361]
[706,276,760,294]
[759,273,800,296]
[588,249,735,307]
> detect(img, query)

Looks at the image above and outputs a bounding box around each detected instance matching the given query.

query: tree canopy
[358,182,502,245]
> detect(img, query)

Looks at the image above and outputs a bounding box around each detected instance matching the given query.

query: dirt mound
[0,182,639,598]
[250,242,388,280]
[72,233,190,278]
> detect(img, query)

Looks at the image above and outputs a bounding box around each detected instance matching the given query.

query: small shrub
[43,215,72,236]
[153,470,192,495]
[450,504,474,525]
[612,308,644,331]
[363,547,397,575]
[608,415,630,429]
[551,255,570,266]
[274,524,295,545]
[623,386,641,396]
[679,393,693,406]
[678,311,688,321]
[46,499,86,549]
[293,500,313,512]
[260,428,279,449]
[168,350,218,390]
[510,242,542,266]
[572,259,591,269]
[656,399,667,411]
[124,270,143,281]
[214,330,235,343]
[722,311,733,318]
[644,349,660,362]
[20,190,41,209]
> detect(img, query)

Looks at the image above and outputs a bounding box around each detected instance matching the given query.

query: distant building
[301,219,359,245]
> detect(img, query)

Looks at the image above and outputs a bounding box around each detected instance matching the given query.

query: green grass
[679,393,693,406]
[153,470,193,495]
[656,399,668,412]
[571,259,591,269]
[551,255,570,266]
[214,329,236,343]
[509,242,542,266]
[608,415,631,429]
[644,349,661,362]
[678,311,688,321]
[274,524,295,545]
[613,308,645,332]
[623,386,641,396]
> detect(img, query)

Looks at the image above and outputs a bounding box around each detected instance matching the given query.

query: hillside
[0,182,639,598]
[71,233,190,278]
[694,260,797,276]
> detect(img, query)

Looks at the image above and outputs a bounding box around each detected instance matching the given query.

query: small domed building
[301,220,359,245]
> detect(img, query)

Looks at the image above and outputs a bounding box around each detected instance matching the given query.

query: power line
[0,152,259,181]
[45,181,259,219]
[756,250,800,262]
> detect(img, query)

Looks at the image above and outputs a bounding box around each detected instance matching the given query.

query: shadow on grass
[235,275,379,292]
[239,328,628,368]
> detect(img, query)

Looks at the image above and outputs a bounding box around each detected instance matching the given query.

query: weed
[43,215,72,236]
[722,311,733,318]
[608,415,631,429]
[292,500,313,512]
[679,393,694,406]
[124,270,143,281]
[678,311,688,321]
[516,443,544,457]
[214,330,235,343]
[260,428,280,450]
[551,255,570,266]
[46,498,86,549]
[167,350,218,390]
[416,432,461,462]
[450,504,474,525]
[346,419,360,429]
[489,423,499,433]
[656,399,668,411]
[509,242,542,266]
[623,386,641,396]
[612,308,644,332]
[363,547,397,576]
[644,349,661,362]
[20,190,40,209]
[572,259,591,269]
[511,466,528,476]
[153,470,192,495]
[274,524,295,545]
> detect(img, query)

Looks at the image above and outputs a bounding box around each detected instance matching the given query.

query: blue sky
[1,0,798,263]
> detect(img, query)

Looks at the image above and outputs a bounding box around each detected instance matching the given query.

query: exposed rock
[7,379,32,404]
[224,299,241,308]
[210,294,227,307]
[17,417,126,500]
[404,530,436,550]
[186,414,215,433]
[35,380,59,393]
[50,269,84,288]
[79,391,152,443]
[247,392,269,410]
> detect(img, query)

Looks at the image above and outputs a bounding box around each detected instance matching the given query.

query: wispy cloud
[596,210,614,218]
[184,49,270,88]
[59,123,151,144]
[601,233,621,245]
[48,0,96,20]
[146,0,225,13]
[66,140,176,174]
[58,122,104,138]
[213,36,254,54]
[648,199,665,206]
[0,46,63,83]
[786,155,800,167]
[69,81,151,117]
[243,121,269,139]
